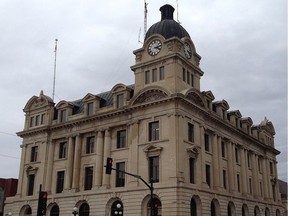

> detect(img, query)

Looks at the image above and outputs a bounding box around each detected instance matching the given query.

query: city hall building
[5,4,285,216]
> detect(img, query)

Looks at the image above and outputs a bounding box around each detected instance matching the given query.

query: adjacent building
[0,178,17,216]
[5,4,285,216]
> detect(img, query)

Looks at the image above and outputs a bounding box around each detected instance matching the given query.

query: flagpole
[52,39,58,102]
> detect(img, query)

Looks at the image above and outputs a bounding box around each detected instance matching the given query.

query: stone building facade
[5,4,285,216]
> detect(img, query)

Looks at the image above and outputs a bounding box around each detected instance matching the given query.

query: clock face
[184,42,192,59]
[148,39,162,56]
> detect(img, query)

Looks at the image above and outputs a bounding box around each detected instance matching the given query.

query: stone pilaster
[65,136,74,190]
[212,133,219,189]
[45,140,55,193]
[227,141,235,193]
[95,131,104,187]
[72,134,82,191]
[102,129,111,188]
[240,147,248,194]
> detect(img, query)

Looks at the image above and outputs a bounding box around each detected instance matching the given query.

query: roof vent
[160,4,175,20]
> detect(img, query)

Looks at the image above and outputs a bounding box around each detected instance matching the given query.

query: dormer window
[30,116,34,127]
[60,110,67,122]
[117,94,124,108]
[87,102,94,116]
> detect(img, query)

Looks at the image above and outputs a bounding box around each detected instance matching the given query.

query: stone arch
[183,88,205,108]
[19,205,32,216]
[191,195,202,216]
[210,199,220,216]
[241,204,249,216]
[141,194,162,216]
[131,86,170,105]
[276,209,281,216]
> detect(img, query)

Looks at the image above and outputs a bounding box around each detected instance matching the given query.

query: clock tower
[131,4,203,95]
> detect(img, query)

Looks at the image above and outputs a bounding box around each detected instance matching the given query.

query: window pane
[86,136,95,154]
[27,174,35,196]
[84,166,93,190]
[117,94,124,108]
[30,146,38,162]
[60,110,66,122]
[182,68,186,81]
[117,130,126,148]
[56,171,64,193]
[189,158,195,184]
[206,164,210,187]
[149,121,159,141]
[59,142,67,159]
[204,133,210,152]
[149,156,159,183]
[116,162,125,187]
[88,102,93,116]
[152,68,157,82]
[159,66,165,80]
[145,70,150,84]
[188,123,194,142]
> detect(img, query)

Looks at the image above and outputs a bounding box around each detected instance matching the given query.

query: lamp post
[114,203,123,215]
[8,212,12,216]
[72,207,78,216]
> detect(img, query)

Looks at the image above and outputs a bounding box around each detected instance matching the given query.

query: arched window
[254,206,260,216]
[50,205,59,216]
[148,197,162,216]
[276,209,281,216]
[24,207,32,216]
[265,207,270,216]
[191,198,197,216]
[79,203,89,216]
[211,202,216,216]
[242,204,248,216]
[227,201,235,216]
[111,200,124,216]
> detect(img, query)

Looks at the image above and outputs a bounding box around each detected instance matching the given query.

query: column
[128,121,139,186]
[195,123,202,185]
[251,153,259,197]
[261,157,269,199]
[200,125,207,187]
[72,134,82,191]
[16,144,27,197]
[65,136,74,190]
[227,141,235,193]
[217,136,223,189]
[95,131,104,187]
[212,133,220,189]
[46,140,55,193]
[102,129,111,187]
[240,147,248,194]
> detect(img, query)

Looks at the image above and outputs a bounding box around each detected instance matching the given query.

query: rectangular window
[30,146,38,162]
[84,166,93,190]
[237,174,241,192]
[59,142,67,159]
[149,156,159,183]
[86,136,95,154]
[116,162,125,187]
[188,123,194,142]
[206,164,211,187]
[235,147,239,163]
[182,68,186,81]
[145,70,150,84]
[259,181,263,196]
[191,74,194,87]
[56,171,65,193]
[30,116,34,127]
[88,102,94,116]
[187,71,190,84]
[40,113,45,124]
[221,141,226,158]
[249,178,252,194]
[117,94,124,108]
[35,115,40,126]
[60,110,67,122]
[152,68,157,82]
[258,157,262,172]
[247,152,251,169]
[117,130,126,148]
[223,170,227,189]
[27,174,35,196]
[204,133,210,152]
[269,161,273,175]
[159,66,165,80]
[149,121,159,141]
[189,158,195,184]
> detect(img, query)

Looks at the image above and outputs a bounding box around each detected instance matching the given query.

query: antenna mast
[176,0,181,24]
[52,39,58,102]
[144,0,148,39]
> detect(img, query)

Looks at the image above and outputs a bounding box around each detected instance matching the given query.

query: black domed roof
[144,4,190,41]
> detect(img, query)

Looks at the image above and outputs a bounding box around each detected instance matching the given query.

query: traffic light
[105,157,113,174]
[37,191,48,215]
[153,203,158,216]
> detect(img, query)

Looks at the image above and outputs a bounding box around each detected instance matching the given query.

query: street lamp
[72,206,78,216]
[114,203,123,215]
[8,212,12,216]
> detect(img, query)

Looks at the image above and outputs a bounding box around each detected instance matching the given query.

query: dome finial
[160,4,175,20]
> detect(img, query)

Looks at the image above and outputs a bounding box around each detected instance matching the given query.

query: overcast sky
[0,0,287,181]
